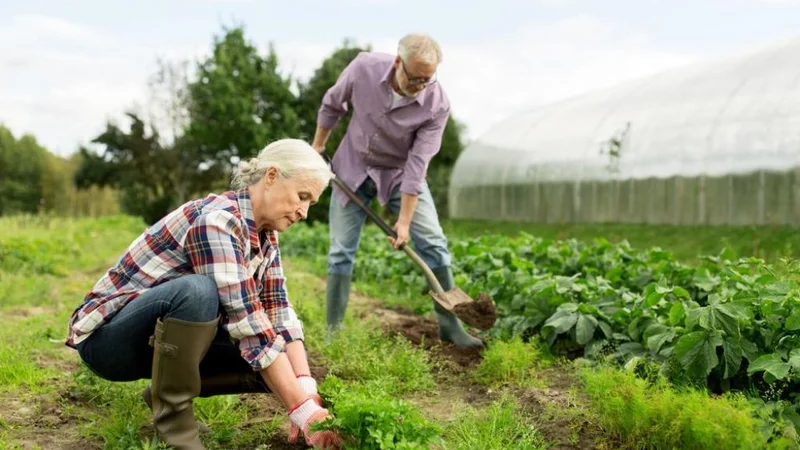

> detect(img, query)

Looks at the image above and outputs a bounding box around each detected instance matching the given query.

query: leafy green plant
[317,376,442,450]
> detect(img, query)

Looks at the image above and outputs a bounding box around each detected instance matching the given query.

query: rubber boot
[142,371,269,433]
[326,273,351,342]
[430,266,483,348]
[149,315,219,450]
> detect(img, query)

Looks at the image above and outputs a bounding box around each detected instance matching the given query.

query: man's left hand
[389,220,410,249]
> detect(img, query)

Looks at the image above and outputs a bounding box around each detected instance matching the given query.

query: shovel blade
[430,288,497,331]
[430,288,473,311]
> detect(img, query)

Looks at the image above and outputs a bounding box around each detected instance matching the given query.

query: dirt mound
[367,306,485,372]
[452,292,497,330]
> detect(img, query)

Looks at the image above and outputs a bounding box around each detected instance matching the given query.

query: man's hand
[389,220,410,249]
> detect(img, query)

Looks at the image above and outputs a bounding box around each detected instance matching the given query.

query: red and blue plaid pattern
[66,189,304,371]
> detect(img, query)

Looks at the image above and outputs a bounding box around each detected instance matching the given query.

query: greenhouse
[448,36,800,226]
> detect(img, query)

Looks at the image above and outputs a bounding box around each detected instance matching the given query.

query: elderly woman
[65,139,342,450]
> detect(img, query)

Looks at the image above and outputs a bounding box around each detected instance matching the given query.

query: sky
[1,0,799,157]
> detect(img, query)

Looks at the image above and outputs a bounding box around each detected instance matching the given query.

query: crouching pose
[65,139,342,449]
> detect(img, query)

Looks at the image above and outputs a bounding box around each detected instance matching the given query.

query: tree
[187,26,300,179]
[75,113,178,225]
[0,126,48,215]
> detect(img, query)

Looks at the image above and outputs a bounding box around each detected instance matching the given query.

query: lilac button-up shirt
[317,51,451,207]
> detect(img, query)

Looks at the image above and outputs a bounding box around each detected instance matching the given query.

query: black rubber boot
[326,273,352,342]
[430,266,483,348]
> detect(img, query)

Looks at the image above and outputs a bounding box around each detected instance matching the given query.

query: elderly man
[311,33,482,348]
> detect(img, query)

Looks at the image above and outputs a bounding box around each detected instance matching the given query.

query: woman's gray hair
[231,138,334,190]
[398,33,443,65]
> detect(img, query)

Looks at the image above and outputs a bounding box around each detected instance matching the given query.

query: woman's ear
[263,167,279,186]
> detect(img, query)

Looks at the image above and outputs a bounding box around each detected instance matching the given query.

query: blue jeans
[327,177,451,275]
[76,275,251,382]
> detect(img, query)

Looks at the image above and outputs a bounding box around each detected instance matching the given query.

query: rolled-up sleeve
[260,243,305,344]
[317,54,361,129]
[183,210,285,371]
[400,108,449,195]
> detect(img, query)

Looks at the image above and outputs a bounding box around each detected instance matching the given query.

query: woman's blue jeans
[76,275,251,382]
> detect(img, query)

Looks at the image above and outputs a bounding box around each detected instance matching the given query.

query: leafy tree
[187,26,300,176]
[0,126,48,215]
[75,113,177,225]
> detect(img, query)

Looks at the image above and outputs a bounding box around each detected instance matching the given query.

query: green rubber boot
[326,273,352,342]
[430,266,483,348]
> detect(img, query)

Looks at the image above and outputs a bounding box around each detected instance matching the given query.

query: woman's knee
[167,275,220,322]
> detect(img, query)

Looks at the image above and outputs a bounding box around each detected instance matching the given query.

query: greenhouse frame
[448,37,800,226]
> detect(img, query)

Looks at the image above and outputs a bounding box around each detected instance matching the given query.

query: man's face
[393,55,437,97]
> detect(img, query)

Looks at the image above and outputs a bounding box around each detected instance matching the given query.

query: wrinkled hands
[288,375,340,448]
[389,220,410,250]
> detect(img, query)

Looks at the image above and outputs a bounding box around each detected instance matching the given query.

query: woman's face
[255,168,325,232]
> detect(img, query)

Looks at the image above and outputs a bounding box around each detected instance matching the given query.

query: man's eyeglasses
[401,59,437,86]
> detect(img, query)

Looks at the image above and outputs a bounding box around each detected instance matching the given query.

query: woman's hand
[288,398,342,449]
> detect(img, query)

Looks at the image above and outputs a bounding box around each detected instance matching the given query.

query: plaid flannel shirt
[65,189,305,371]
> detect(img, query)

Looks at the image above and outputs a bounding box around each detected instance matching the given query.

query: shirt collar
[380,59,427,106]
[235,188,264,253]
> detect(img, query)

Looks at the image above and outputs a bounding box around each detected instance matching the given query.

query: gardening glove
[289,374,324,442]
[288,398,342,449]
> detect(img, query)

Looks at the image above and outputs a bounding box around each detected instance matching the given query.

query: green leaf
[644,291,664,308]
[747,353,791,380]
[674,330,723,379]
[669,302,686,326]
[688,302,741,338]
[672,286,691,300]
[788,348,800,373]
[785,310,800,331]
[575,314,598,345]
[543,310,578,334]
[598,321,613,339]
[721,339,744,379]
[644,324,677,354]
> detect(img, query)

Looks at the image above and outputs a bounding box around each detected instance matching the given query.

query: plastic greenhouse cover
[450,36,800,188]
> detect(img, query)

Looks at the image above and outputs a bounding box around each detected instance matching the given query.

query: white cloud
[0,15,194,156]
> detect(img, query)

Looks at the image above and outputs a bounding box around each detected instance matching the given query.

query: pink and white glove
[288,398,342,449]
[288,374,324,442]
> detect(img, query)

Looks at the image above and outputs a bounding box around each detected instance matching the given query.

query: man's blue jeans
[76,275,251,382]
[327,177,451,275]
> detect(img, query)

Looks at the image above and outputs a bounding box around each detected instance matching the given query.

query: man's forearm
[312,125,333,152]
[398,193,419,225]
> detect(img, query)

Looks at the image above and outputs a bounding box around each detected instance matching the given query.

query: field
[2,214,800,449]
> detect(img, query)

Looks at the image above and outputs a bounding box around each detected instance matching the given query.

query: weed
[473,336,551,388]
[442,392,545,450]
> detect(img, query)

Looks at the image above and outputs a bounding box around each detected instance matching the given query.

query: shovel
[329,175,497,331]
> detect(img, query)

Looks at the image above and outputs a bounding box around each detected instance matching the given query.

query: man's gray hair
[231,138,334,190]
[397,33,443,65]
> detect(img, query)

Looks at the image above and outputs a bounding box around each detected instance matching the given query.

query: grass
[9,213,800,448]
[442,392,546,450]
[472,336,552,389]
